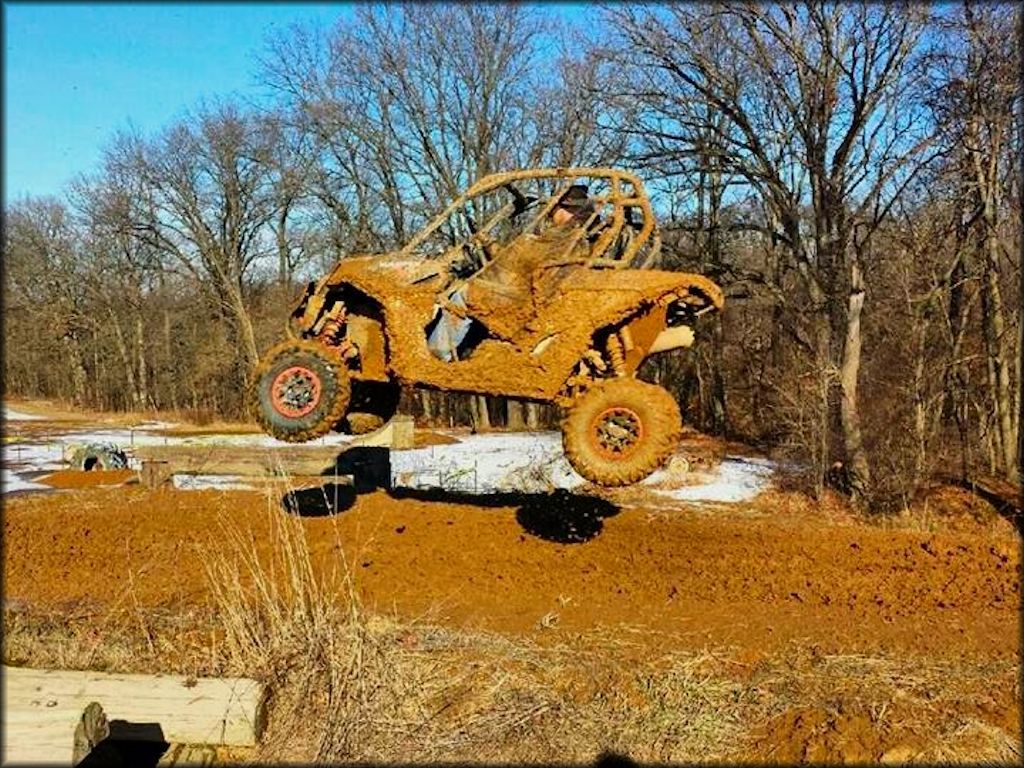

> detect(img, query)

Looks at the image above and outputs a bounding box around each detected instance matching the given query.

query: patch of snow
[171,474,255,491]
[3,408,44,421]
[391,434,776,502]
[3,442,67,472]
[0,416,357,495]
[655,456,775,504]
[391,431,584,493]
[2,467,50,494]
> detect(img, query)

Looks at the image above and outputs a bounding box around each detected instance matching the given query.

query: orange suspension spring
[318,317,344,345]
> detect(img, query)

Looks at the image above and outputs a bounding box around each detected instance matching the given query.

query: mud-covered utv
[250,167,723,487]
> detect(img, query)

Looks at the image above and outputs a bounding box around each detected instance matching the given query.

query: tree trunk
[110,312,138,410]
[420,390,435,426]
[838,259,871,502]
[163,309,179,412]
[135,314,148,410]
[65,335,89,408]
[980,254,1016,478]
[970,110,1018,480]
[813,317,830,500]
[506,399,526,431]
[525,402,541,430]
[276,206,291,288]
[911,317,928,483]
[1011,290,1019,487]
[709,316,728,434]
[471,395,491,432]
[226,284,260,373]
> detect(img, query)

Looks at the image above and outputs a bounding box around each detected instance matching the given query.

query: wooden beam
[2,666,266,765]
[132,444,344,477]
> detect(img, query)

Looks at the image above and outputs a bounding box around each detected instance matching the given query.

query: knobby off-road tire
[561,378,681,487]
[249,340,351,443]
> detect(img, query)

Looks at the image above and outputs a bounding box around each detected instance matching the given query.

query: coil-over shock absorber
[315,300,358,360]
[605,331,627,377]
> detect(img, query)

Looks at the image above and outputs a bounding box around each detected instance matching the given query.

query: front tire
[249,340,351,443]
[561,378,681,487]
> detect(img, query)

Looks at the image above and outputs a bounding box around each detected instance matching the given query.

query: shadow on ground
[77,720,169,767]
[392,486,621,544]
[280,446,620,543]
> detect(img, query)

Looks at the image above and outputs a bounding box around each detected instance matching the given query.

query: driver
[426,184,595,361]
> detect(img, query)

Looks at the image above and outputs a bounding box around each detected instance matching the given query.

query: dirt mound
[3,485,1017,659]
[749,706,886,764]
[414,430,460,447]
[37,469,137,489]
[902,485,1018,534]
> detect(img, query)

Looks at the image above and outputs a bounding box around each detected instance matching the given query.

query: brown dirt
[414,430,461,447]
[36,469,138,490]
[749,706,885,764]
[3,484,1017,660]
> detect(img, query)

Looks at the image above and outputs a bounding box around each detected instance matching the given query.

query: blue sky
[3,3,352,201]
[3,2,593,202]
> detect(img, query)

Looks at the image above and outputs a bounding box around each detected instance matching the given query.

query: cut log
[2,666,266,765]
[349,414,415,449]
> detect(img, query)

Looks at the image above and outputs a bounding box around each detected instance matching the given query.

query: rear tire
[249,340,351,443]
[561,378,681,487]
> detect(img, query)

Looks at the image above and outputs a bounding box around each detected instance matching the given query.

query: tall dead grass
[195,482,751,763]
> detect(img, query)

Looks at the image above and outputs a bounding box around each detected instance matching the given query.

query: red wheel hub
[589,406,644,460]
[270,365,322,418]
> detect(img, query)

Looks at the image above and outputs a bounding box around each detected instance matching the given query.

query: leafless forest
[4,3,1020,507]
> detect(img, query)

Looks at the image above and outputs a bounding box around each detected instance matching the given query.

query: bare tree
[107,103,278,375]
[3,198,94,405]
[598,2,936,501]
[928,2,1020,481]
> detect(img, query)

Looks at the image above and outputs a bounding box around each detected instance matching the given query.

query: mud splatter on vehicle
[250,168,723,487]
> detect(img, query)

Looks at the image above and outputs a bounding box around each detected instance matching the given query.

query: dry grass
[4,479,1019,764]
[190,484,752,763]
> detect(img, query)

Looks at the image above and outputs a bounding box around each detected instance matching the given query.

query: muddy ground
[2,400,1020,763]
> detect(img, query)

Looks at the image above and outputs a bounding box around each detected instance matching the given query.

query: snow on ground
[391,431,582,493]
[1,418,358,495]
[3,408,44,421]
[2,404,775,504]
[653,456,775,504]
[1,467,50,494]
[389,431,776,504]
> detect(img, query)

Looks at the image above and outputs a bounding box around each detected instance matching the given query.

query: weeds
[4,477,1018,764]
[193,481,755,763]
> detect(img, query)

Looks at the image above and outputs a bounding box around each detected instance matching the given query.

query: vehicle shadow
[391,486,621,544]
[280,446,621,543]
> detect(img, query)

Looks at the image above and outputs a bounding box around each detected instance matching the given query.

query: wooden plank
[132,444,344,477]
[2,666,266,765]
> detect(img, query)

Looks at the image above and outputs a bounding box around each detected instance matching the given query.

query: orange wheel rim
[270,365,322,418]
[588,406,644,460]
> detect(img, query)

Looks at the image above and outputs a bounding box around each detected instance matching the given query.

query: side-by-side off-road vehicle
[250,167,724,486]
